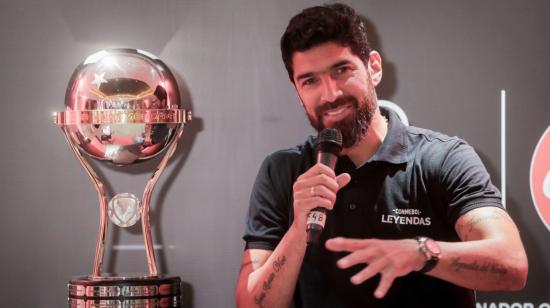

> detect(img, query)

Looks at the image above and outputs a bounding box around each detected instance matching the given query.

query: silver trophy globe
[54,48,192,307]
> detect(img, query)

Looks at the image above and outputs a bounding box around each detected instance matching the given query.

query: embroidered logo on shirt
[381,208,431,226]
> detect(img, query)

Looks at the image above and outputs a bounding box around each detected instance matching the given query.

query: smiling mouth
[324,104,352,117]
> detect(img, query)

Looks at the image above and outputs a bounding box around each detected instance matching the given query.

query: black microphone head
[315,128,343,156]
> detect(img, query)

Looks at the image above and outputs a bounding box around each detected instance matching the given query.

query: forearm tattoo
[254,256,287,308]
[450,257,507,275]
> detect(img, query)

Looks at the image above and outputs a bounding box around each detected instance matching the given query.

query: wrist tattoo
[254,256,287,307]
[450,257,507,275]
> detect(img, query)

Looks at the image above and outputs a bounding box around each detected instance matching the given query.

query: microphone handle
[306,151,338,244]
[306,207,327,244]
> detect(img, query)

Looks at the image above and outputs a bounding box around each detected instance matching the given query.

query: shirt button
[349,203,357,210]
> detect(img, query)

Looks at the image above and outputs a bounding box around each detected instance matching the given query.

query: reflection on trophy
[54,48,192,307]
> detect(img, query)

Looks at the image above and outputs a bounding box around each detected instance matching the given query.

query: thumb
[336,173,351,189]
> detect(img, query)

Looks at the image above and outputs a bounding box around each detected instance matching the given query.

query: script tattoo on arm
[450,257,508,275]
[254,256,287,308]
[456,209,509,241]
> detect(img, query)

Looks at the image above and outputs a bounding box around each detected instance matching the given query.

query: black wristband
[415,236,440,273]
[419,256,438,273]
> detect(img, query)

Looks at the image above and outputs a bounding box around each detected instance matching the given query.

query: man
[236,3,528,307]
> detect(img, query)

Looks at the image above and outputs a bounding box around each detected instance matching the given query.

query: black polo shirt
[243,108,503,308]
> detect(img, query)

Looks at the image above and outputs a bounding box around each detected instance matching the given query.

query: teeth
[327,109,344,116]
[325,106,347,116]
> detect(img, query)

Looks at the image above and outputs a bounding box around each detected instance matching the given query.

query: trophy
[54,48,192,307]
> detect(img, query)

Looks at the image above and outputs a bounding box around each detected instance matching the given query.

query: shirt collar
[368,106,409,164]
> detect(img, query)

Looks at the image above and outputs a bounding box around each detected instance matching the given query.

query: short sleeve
[242,153,293,250]
[438,141,503,225]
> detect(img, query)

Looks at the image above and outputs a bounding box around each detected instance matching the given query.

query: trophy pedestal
[68,275,182,307]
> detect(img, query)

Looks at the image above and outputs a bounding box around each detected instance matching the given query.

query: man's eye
[302,78,317,86]
[335,66,350,75]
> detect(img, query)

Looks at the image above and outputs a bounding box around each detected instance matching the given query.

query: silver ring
[310,186,315,197]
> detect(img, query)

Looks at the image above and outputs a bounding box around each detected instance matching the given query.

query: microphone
[307,128,343,245]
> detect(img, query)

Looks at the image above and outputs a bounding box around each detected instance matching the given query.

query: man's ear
[367,50,383,87]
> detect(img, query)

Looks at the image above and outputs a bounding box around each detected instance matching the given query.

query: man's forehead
[291,42,362,77]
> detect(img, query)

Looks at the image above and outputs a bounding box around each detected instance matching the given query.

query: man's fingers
[294,196,333,210]
[295,173,340,192]
[298,184,337,202]
[336,173,351,189]
[374,273,396,299]
[294,167,350,197]
[325,237,369,252]
[302,163,336,178]
[336,249,376,269]
[350,260,396,298]
[349,260,386,285]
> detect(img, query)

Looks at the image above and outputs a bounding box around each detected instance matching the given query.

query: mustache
[315,96,358,117]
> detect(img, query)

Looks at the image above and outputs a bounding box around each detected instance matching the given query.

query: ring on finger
[310,186,315,197]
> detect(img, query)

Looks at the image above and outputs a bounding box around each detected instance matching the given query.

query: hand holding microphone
[291,128,350,245]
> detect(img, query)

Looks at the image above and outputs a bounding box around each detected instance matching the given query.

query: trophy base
[68,275,182,307]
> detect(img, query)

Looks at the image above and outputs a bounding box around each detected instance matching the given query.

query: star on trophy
[54,48,192,307]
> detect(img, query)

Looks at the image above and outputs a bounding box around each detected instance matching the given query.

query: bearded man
[236,3,527,307]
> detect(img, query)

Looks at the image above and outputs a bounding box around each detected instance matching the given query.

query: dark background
[1,0,548,306]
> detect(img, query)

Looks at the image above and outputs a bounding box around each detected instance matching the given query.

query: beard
[306,93,376,148]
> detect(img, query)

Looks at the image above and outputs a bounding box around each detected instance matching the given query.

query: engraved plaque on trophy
[54,48,192,307]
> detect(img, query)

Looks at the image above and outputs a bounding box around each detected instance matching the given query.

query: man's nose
[320,76,343,103]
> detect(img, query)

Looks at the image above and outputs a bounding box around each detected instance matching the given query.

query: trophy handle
[141,124,185,276]
[61,127,108,277]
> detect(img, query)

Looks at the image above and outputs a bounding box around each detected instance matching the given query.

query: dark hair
[280,3,371,82]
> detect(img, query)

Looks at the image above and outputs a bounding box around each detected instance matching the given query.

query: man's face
[292,42,379,148]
